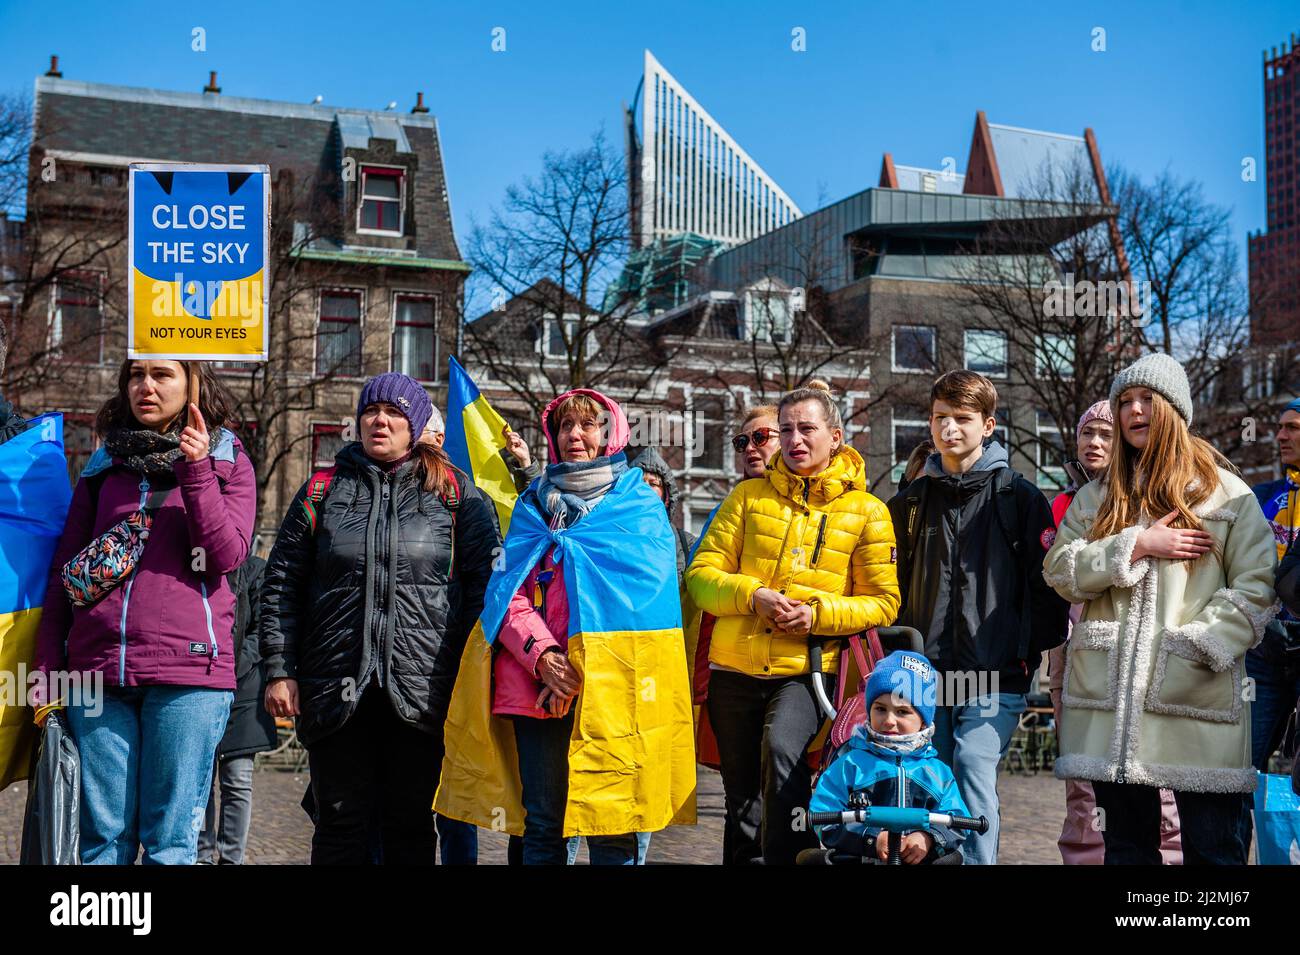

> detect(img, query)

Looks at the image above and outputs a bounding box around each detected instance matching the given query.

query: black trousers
[707,670,826,866]
[306,681,444,865]
[1091,781,1251,865]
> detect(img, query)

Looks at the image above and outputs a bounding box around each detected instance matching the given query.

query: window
[691,395,727,472]
[1036,334,1075,379]
[891,405,931,485]
[88,166,121,189]
[392,295,438,381]
[52,271,104,363]
[63,415,96,486]
[745,281,792,343]
[892,325,936,374]
[546,317,568,357]
[311,423,346,469]
[534,314,597,361]
[1035,411,1066,490]
[358,166,404,235]
[964,329,1007,378]
[993,408,1011,452]
[316,291,363,377]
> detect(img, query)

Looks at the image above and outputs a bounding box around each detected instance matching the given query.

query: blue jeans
[511,712,637,865]
[565,831,648,865]
[932,692,1026,865]
[436,814,478,865]
[67,685,233,865]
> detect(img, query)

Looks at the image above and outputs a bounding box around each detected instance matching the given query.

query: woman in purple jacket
[32,359,256,864]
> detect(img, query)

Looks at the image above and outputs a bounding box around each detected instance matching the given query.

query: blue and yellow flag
[436,469,697,836]
[0,415,73,791]
[444,355,518,535]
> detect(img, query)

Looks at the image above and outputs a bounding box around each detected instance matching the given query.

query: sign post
[128,163,270,363]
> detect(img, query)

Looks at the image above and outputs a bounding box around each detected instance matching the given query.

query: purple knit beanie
[356,372,433,444]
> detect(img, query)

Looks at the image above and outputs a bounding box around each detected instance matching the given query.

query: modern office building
[625,50,801,250]
[656,111,1125,501]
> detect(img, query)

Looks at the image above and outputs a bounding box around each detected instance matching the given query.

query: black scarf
[104,422,216,477]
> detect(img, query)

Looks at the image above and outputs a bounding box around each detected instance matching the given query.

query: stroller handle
[808,807,990,834]
[807,626,926,722]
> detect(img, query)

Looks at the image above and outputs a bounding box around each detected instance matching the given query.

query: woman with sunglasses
[687,380,900,864]
[732,406,781,479]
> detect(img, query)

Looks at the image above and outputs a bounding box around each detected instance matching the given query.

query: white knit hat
[424,405,446,436]
[1109,352,1193,426]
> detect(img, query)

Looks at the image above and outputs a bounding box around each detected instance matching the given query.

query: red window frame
[359,166,404,234]
[392,294,438,381]
[316,290,363,377]
[54,270,105,364]
[310,422,346,470]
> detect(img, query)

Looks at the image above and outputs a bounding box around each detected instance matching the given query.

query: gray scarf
[534,452,628,529]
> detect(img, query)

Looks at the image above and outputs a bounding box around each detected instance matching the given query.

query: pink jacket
[491,388,630,718]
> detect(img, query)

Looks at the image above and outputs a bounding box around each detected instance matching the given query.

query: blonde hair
[1090,391,1231,543]
[778,379,845,456]
[547,393,606,454]
[739,403,778,429]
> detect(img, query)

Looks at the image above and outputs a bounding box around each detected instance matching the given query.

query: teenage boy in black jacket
[887,370,1068,864]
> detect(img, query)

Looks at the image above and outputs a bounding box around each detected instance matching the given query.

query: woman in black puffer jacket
[259,373,499,865]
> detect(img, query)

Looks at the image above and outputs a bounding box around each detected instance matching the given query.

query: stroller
[797,627,988,866]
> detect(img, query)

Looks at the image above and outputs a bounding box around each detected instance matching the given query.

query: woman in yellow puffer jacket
[686,380,900,865]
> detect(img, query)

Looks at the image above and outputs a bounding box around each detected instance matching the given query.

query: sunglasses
[732,428,779,453]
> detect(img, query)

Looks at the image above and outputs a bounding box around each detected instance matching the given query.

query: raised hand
[180,401,210,463]
[503,425,531,468]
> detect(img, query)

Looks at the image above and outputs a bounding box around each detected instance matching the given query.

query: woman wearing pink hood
[436,387,696,864]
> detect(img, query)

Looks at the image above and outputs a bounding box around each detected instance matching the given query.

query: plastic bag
[20,710,81,865]
[1253,772,1300,866]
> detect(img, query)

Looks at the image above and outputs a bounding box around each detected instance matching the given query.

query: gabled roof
[32,76,461,261]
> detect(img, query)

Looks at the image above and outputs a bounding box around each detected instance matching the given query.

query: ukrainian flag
[0,415,73,790]
[444,355,518,535]
[435,468,697,836]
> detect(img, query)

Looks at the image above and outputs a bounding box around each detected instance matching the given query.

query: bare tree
[462,130,682,422]
[219,168,381,518]
[0,92,132,397]
[1110,166,1289,467]
[952,157,1129,487]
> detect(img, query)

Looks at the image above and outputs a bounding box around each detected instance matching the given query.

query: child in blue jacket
[811,650,969,863]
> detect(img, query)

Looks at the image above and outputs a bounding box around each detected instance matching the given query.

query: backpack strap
[992,469,1035,661]
[991,467,1023,558]
[300,467,338,534]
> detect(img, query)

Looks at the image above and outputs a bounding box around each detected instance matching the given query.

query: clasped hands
[752,587,814,636]
[535,647,582,717]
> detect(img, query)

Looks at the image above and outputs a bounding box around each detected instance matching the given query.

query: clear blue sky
[1,0,1293,264]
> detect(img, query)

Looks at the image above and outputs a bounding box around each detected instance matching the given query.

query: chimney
[411,91,429,114]
[203,71,221,94]
[45,55,62,78]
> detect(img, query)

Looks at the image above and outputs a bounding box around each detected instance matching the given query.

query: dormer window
[358,165,404,235]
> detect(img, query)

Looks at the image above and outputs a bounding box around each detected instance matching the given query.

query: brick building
[10,61,468,540]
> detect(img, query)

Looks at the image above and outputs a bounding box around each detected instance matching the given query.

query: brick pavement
[1,762,1067,864]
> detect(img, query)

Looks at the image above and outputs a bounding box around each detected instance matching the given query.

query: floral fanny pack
[61,483,171,609]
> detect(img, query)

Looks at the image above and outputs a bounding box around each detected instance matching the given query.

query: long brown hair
[1090,391,1230,541]
[95,359,236,438]
[413,437,456,497]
